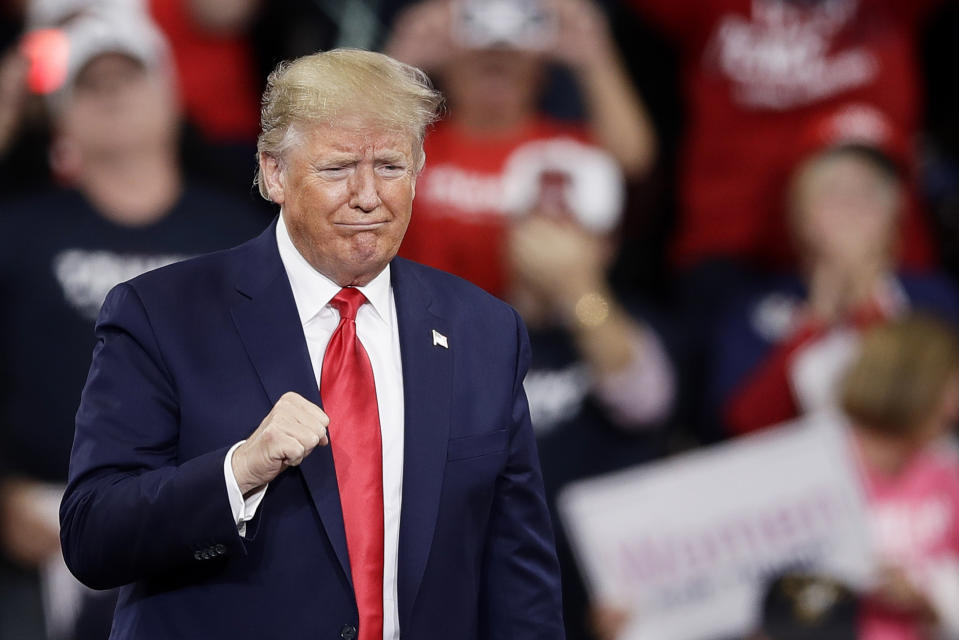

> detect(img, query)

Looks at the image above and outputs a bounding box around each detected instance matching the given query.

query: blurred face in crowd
[57,53,178,161]
[790,149,901,266]
[443,47,544,127]
[261,117,417,287]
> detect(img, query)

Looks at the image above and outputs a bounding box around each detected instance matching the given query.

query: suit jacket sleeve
[60,283,245,590]
[479,309,565,639]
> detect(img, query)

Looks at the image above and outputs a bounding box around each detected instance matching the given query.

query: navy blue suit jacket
[60,221,564,639]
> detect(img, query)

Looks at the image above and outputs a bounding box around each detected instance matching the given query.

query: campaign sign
[557,412,875,640]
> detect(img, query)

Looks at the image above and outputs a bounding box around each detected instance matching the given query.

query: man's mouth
[336,221,388,231]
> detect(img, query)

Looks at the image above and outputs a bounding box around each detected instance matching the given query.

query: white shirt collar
[275,213,392,326]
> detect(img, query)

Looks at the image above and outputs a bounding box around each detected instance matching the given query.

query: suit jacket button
[339,624,357,640]
[214,544,226,555]
[193,550,203,561]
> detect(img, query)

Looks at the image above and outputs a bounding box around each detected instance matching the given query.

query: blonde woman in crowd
[841,314,959,639]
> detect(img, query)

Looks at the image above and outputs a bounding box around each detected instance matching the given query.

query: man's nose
[348,165,381,212]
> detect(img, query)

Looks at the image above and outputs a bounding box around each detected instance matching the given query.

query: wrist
[556,272,603,309]
[230,445,258,496]
[566,288,613,331]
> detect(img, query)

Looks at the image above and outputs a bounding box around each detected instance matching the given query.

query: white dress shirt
[224,214,405,640]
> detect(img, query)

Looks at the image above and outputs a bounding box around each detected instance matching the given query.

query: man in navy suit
[60,49,564,639]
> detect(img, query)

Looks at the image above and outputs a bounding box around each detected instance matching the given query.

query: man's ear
[49,135,82,184]
[259,152,286,204]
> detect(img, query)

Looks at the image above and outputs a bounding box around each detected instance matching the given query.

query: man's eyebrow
[314,153,358,166]
[376,150,409,163]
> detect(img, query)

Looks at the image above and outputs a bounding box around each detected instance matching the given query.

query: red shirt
[149,0,260,142]
[631,0,939,269]
[725,282,896,436]
[400,118,589,298]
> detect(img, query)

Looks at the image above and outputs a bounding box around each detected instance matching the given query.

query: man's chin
[337,254,395,287]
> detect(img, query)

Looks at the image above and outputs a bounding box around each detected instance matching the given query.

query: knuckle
[285,436,305,457]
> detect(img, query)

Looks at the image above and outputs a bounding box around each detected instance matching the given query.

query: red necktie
[321,288,384,640]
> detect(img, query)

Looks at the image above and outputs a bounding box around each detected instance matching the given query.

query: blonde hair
[254,48,444,199]
[841,314,959,436]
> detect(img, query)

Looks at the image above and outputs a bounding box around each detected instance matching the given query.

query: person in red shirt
[385,0,655,298]
[629,0,943,443]
[630,0,939,271]
[148,0,260,144]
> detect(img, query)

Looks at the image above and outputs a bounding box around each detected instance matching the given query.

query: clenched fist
[231,392,330,495]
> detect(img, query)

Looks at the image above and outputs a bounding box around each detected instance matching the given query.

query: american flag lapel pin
[432,329,449,349]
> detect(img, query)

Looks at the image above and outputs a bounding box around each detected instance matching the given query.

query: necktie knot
[330,287,367,321]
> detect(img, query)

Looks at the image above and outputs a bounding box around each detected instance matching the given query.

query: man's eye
[379,164,405,175]
[319,167,349,177]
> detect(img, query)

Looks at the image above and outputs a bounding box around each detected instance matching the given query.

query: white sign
[557,412,876,640]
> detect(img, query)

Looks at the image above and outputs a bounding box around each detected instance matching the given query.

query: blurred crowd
[1,0,959,639]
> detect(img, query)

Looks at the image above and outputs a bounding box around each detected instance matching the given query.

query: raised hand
[231,392,330,495]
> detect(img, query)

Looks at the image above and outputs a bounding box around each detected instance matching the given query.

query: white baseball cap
[24,4,170,101]
[501,138,625,234]
[61,9,170,90]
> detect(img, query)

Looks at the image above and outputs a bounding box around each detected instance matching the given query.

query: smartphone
[451,0,557,51]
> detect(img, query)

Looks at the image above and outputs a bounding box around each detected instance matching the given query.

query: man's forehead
[301,117,413,152]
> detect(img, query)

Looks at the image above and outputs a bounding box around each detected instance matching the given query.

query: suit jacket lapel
[229,220,352,586]
[392,258,453,630]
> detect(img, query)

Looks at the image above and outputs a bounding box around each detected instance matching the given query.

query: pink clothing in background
[857,440,959,639]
